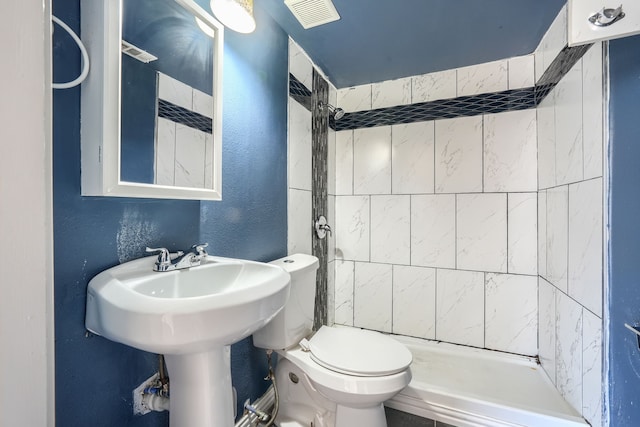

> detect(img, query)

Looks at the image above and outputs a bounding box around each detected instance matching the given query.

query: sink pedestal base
[164,346,234,427]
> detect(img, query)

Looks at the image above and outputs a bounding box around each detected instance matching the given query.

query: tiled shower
[287,6,604,426]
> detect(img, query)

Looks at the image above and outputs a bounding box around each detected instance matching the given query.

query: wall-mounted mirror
[81,0,224,200]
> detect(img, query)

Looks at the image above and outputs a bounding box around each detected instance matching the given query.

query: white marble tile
[537,90,556,190]
[538,191,548,278]
[582,43,604,180]
[335,130,354,195]
[287,189,312,255]
[327,195,336,263]
[568,179,603,317]
[508,55,535,89]
[582,309,603,427]
[411,195,456,268]
[353,126,392,195]
[434,116,483,193]
[457,193,508,273]
[483,109,537,192]
[456,60,508,97]
[539,6,568,78]
[354,262,392,332]
[372,77,411,109]
[555,62,583,186]
[534,47,545,84]
[391,121,435,194]
[288,97,312,191]
[192,88,213,118]
[335,195,370,262]
[485,273,538,355]
[392,265,436,339]
[156,117,176,186]
[370,195,410,264]
[328,128,336,195]
[327,260,335,326]
[436,269,485,347]
[204,133,213,189]
[337,85,372,113]
[546,185,569,293]
[158,72,192,110]
[556,290,583,414]
[175,124,206,188]
[412,69,457,103]
[334,259,354,326]
[508,193,538,275]
[539,277,556,384]
[288,38,313,92]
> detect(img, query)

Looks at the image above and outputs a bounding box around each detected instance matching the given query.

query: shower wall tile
[508,193,538,275]
[354,262,392,332]
[370,195,410,264]
[289,39,313,92]
[327,128,336,195]
[353,126,392,194]
[334,259,354,326]
[289,97,313,191]
[556,291,583,414]
[483,109,537,192]
[434,116,483,193]
[411,195,456,269]
[192,89,213,118]
[335,195,370,261]
[335,130,354,195]
[204,133,214,189]
[372,77,412,109]
[436,269,485,347]
[537,91,556,190]
[337,85,372,113]
[392,265,436,339]
[327,195,336,263]
[546,185,569,293]
[391,121,435,194]
[158,72,192,110]
[539,278,557,384]
[535,5,568,82]
[568,178,603,317]
[582,309,603,427]
[554,63,583,186]
[288,189,313,255]
[156,118,176,186]
[485,273,538,355]
[538,191,548,278]
[582,43,604,180]
[175,124,206,188]
[456,59,508,97]
[327,260,335,326]
[411,69,457,103]
[456,193,507,273]
[508,55,535,90]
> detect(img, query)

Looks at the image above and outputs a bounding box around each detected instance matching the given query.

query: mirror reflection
[120,0,215,189]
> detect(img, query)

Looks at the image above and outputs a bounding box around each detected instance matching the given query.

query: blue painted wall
[607,34,640,427]
[52,0,288,424]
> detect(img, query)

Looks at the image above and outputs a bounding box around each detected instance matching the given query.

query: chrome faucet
[145,243,209,272]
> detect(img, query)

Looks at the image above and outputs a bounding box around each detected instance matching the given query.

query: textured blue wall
[52,0,287,425]
[607,34,640,427]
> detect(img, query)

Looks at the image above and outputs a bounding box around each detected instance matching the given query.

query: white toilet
[253,254,412,427]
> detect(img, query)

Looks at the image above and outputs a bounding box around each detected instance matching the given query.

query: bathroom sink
[85,255,291,354]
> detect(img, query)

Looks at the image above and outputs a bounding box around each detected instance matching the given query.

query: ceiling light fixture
[209,0,256,33]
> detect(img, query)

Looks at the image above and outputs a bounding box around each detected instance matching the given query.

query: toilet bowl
[252,254,412,427]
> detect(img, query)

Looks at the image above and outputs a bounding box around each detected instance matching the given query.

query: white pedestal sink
[85,256,291,427]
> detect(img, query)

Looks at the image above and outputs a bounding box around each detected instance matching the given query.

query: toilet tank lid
[269,253,319,274]
[308,326,412,377]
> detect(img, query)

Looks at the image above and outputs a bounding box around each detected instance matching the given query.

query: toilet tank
[253,253,319,350]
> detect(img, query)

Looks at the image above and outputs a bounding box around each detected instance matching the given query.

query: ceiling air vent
[121,40,158,63]
[284,0,341,29]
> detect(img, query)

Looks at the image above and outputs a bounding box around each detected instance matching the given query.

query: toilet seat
[307,326,412,377]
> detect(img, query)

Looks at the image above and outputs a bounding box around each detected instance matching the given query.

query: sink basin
[85,255,291,426]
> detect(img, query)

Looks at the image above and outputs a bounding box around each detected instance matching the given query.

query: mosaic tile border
[158,99,212,134]
[288,44,593,132]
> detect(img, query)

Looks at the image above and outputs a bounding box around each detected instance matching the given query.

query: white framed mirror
[81,0,224,200]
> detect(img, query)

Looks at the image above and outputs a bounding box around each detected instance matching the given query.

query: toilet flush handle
[315,215,332,239]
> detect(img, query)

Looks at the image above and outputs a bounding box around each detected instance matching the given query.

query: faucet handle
[192,243,209,256]
[145,247,171,264]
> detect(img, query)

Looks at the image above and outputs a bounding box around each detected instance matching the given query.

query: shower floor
[386,335,588,427]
